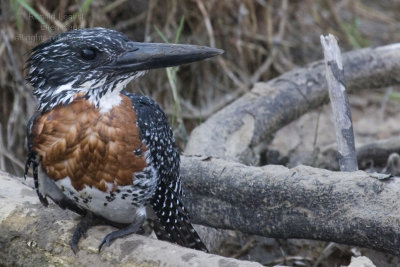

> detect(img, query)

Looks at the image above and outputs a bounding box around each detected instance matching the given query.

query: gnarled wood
[181,156,400,256]
[185,43,400,164]
[0,170,261,267]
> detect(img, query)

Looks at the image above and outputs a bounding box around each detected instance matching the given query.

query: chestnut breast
[32,94,148,192]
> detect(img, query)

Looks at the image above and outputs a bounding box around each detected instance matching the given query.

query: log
[180,155,400,256]
[185,43,400,164]
[0,170,261,267]
[3,155,400,261]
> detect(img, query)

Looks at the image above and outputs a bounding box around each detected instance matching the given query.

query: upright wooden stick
[320,34,358,171]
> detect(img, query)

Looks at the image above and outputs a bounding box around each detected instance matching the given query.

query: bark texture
[181,156,400,256]
[321,34,357,171]
[0,170,261,267]
[185,43,400,164]
[2,154,400,263]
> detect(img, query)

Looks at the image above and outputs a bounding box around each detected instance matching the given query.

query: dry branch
[185,43,400,164]
[357,137,400,168]
[320,34,357,171]
[180,156,400,256]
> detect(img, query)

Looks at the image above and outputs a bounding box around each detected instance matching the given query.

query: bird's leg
[70,211,99,253]
[98,212,146,251]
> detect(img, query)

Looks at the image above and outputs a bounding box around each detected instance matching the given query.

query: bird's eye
[80,48,97,60]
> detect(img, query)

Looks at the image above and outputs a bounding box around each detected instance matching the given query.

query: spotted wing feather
[123,91,208,252]
[151,179,208,251]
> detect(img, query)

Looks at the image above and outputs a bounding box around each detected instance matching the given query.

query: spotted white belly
[56,177,145,223]
[38,167,157,223]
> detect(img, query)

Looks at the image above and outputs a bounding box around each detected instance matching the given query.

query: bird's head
[26,28,223,112]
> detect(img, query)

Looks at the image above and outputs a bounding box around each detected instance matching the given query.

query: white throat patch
[97,89,122,114]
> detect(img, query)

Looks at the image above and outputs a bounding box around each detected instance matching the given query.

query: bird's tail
[151,180,208,252]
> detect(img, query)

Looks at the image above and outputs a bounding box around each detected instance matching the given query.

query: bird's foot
[70,212,98,253]
[98,213,145,252]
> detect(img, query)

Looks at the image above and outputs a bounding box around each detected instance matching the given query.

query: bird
[24,27,222,253]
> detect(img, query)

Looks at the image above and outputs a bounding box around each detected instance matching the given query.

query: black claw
[69,212,96,253]
[70,228,84,253]
[70,240,79,254]
[98,215,145,252]
[38,193,49,207]
[98,234,111,252]
[98,243,104,252]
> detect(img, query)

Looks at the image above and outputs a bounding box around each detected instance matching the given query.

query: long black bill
[106,42,223,72]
